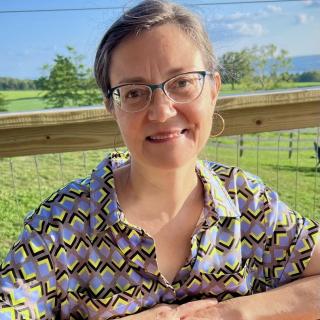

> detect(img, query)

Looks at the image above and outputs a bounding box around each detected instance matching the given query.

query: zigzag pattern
[0,152,319,319]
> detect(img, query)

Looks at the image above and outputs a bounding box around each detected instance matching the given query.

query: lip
[146,129,188,142]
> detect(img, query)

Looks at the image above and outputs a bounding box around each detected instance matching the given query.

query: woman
[1,0,319,319]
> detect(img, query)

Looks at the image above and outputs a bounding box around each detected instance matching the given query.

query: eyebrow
[116,67,190,85]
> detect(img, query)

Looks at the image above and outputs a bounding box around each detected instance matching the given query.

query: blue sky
[0,0,319,79]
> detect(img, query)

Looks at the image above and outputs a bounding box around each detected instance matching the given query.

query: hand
[177,298,219,320]
[120,303,179,320]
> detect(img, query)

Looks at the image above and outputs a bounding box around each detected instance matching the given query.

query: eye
[126,89,143,98]
[176,79,189,88]
[121,86,149,100]
[168,74,200,91]
[172,77,191,89]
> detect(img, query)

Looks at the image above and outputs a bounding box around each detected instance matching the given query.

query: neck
[116,159,202,220]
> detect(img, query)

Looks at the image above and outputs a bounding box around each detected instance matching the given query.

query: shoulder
[203,160,266,197]
[24,177,91,231]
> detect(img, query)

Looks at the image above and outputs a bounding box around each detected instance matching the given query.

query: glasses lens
[113,85,150,112]
[165,72,204,103]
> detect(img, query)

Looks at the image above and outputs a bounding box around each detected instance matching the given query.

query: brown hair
[94,0,217,110]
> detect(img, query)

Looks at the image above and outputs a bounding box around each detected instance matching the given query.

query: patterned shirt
[0,151,319,320]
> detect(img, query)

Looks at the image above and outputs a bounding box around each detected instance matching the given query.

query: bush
[293,71,320,82]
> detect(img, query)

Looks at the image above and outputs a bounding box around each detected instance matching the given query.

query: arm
[178,224,320,320]
[120,300,218,320]
[216,274,320,320]
[178,175,320,320]
[0,223,57,319]
[177,276,320,320]
[119,304,177,320]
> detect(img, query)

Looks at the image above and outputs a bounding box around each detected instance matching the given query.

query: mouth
[146,129,188,143]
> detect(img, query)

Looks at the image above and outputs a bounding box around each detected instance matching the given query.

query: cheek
[191,97,214,128]
[116,115,143,145]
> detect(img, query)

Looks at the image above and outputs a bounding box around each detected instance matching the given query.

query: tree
[294,71,320,82]
[0,93,8,112]
[0,77,36,90]
[41,47,101,108]
[220,50,252,90]
[248,44,292,89]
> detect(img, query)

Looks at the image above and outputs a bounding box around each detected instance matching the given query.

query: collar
[89,151,240,234]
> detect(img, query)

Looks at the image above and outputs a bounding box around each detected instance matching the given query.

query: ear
[210,71,221,105]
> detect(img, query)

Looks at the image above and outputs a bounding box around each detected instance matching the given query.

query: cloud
[227,11,252,21]
[266,5,283,14]
[225,22,266,37]
[303,0,320,7]
[205,4,283,26]
[295,13,314,24]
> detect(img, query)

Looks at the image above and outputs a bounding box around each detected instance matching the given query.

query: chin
[142,151,198,171]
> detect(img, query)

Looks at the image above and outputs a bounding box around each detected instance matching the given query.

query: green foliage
[0,77,36,90]
[249,44,292,89]
[294,71,320,82]
[220,44,292,90]
[41,47,102,108]
[220,50,252,90]
[2,81,320,113]
[0,93,8,111]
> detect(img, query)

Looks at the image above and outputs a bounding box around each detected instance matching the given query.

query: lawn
[0,129,319,262]
[220,82,320,95]
[1,82,320,112]
[0,90,53,112]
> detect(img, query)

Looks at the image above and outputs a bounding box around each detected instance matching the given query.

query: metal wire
[313,127,320,218]
[236,135,240,167]
[256,134,260,176]
[276,132,281,191]
[33,155,42,200]
[294,130,300,211]
[82,151,88,176]
[58,153,65,186]
[9,158,19,209]
[0,0,307,14]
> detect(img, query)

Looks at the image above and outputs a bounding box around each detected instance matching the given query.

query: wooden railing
[0,88,319,158]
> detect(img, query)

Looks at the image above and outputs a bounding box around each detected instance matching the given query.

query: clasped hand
[153,298,228,320]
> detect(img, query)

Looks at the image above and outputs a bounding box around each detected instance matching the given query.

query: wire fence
[0,127,319,261]
[204,127,320,217]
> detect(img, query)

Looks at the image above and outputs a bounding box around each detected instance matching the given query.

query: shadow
[7,97,42,102]
[267,164,320,177]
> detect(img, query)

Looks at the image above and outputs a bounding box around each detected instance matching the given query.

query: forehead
[109,23,205,85]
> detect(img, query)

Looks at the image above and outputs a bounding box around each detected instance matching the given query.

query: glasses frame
[106,70,213,113]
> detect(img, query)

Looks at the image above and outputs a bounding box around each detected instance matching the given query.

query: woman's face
[108,23,221,170]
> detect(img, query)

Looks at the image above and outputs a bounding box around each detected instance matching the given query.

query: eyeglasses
[107,70,212,113]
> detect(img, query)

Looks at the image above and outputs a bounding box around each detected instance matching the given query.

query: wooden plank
[218,101,320,136]
[0,89,319,157]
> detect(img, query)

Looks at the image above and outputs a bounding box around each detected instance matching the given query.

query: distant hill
[291,55,320,74]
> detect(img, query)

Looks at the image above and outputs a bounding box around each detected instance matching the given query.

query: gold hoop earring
[113,134,122,155]
[211,113,225,138]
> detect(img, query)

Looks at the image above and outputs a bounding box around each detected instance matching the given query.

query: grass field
[1,82,320,112]
[0,130,319,262]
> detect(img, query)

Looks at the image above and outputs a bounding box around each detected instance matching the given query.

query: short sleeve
[211,163,320,291]
[0,220,57,319]
[261,186,320,287]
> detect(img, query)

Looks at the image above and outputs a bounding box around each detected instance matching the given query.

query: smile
[147,129,188,142]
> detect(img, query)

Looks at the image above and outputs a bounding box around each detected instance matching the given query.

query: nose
[147,89,177,122]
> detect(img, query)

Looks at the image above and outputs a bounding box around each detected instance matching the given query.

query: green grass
[0,129,319,262]
[1,90,53,112]
[1,82,320,112]
[220,82,320,95]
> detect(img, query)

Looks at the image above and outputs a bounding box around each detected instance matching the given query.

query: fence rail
[0,88,319,158]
